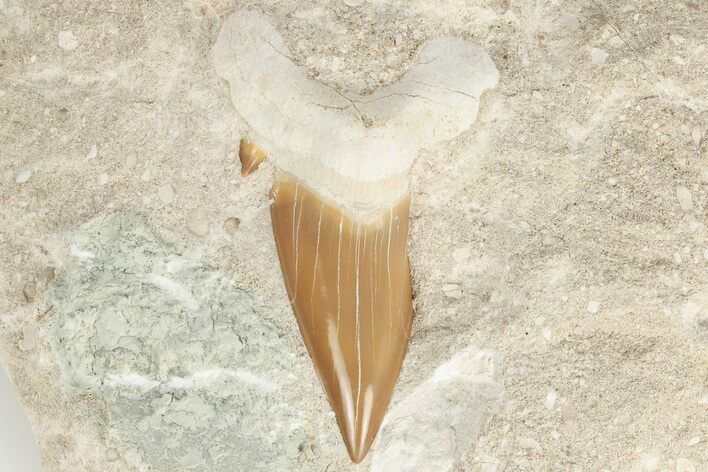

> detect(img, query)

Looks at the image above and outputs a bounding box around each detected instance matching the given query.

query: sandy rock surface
[1,1,706,471]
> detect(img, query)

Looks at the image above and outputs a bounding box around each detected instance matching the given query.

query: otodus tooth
[271,175,412,462]
[238,138,266,176]
[214,8,499,463]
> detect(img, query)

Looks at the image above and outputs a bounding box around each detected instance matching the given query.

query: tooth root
[270,175,413,463]
[239,138,267,176]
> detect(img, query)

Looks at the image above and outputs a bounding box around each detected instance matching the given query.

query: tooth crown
[270,176,412,462]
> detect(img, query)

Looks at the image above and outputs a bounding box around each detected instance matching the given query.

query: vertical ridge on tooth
[270,175,413,463]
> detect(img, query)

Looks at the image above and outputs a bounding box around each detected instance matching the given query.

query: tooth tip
[334,391,380,463]
[346,443,369,464]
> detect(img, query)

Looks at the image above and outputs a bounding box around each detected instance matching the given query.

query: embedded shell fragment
[214,8,499,463]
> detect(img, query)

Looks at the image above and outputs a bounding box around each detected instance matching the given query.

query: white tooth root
[214,9,499,212]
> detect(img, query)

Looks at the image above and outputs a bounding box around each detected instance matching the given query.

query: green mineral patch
[47,213,305,470]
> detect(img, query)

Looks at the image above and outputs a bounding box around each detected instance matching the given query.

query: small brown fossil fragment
[223,216,241,236]
[270,175,412,463]
[238,138,266,176]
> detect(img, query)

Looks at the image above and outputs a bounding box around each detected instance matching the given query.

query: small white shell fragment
[372,348,501,472]
[58,30,79,50]
[15,167,32,184]
[187,207,209,236]
[590,47,609,64]
[687,436,700,446]
[86,144,97,159]
[691,125,702,146]
[545,389,557,410]
[676,458,695,472]
[98,173,109,185]
[157,184,175,204]
[587,300,600,314]
[675,186,693,211]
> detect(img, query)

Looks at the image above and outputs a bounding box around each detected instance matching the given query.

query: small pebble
[303,444,315,461]
[518,436,542,453]
[188,207,210,237]
[86,144,97,159]
[106,448,120,462]
[687,436,700,446]
[590,47,609,64]
[562,404,578,433]
[587,300,600,314]
[676,186,693,211]
[542,328,552,341]
[452,247,471,263]
[545,389,557,410]
[442,283,462,299]
[57,30,79,50]
[141,169,151,181]
[157,184,175,204]
[18,324,37,352]
[394,33,403,46]
[532,90,543,100]
[15,167,32,184]
[38,267,55,288]
[676,458,695,472]
[222,217,241,236]
[542,233,557,246]
[98,173,109,185]
[22,280,37,303]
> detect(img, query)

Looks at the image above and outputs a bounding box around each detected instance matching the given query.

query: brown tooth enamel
[270,175,413,463]
[238,138,267,176]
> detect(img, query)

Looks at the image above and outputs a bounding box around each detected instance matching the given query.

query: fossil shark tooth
[214,9,499,463]
[238,137,266,177]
